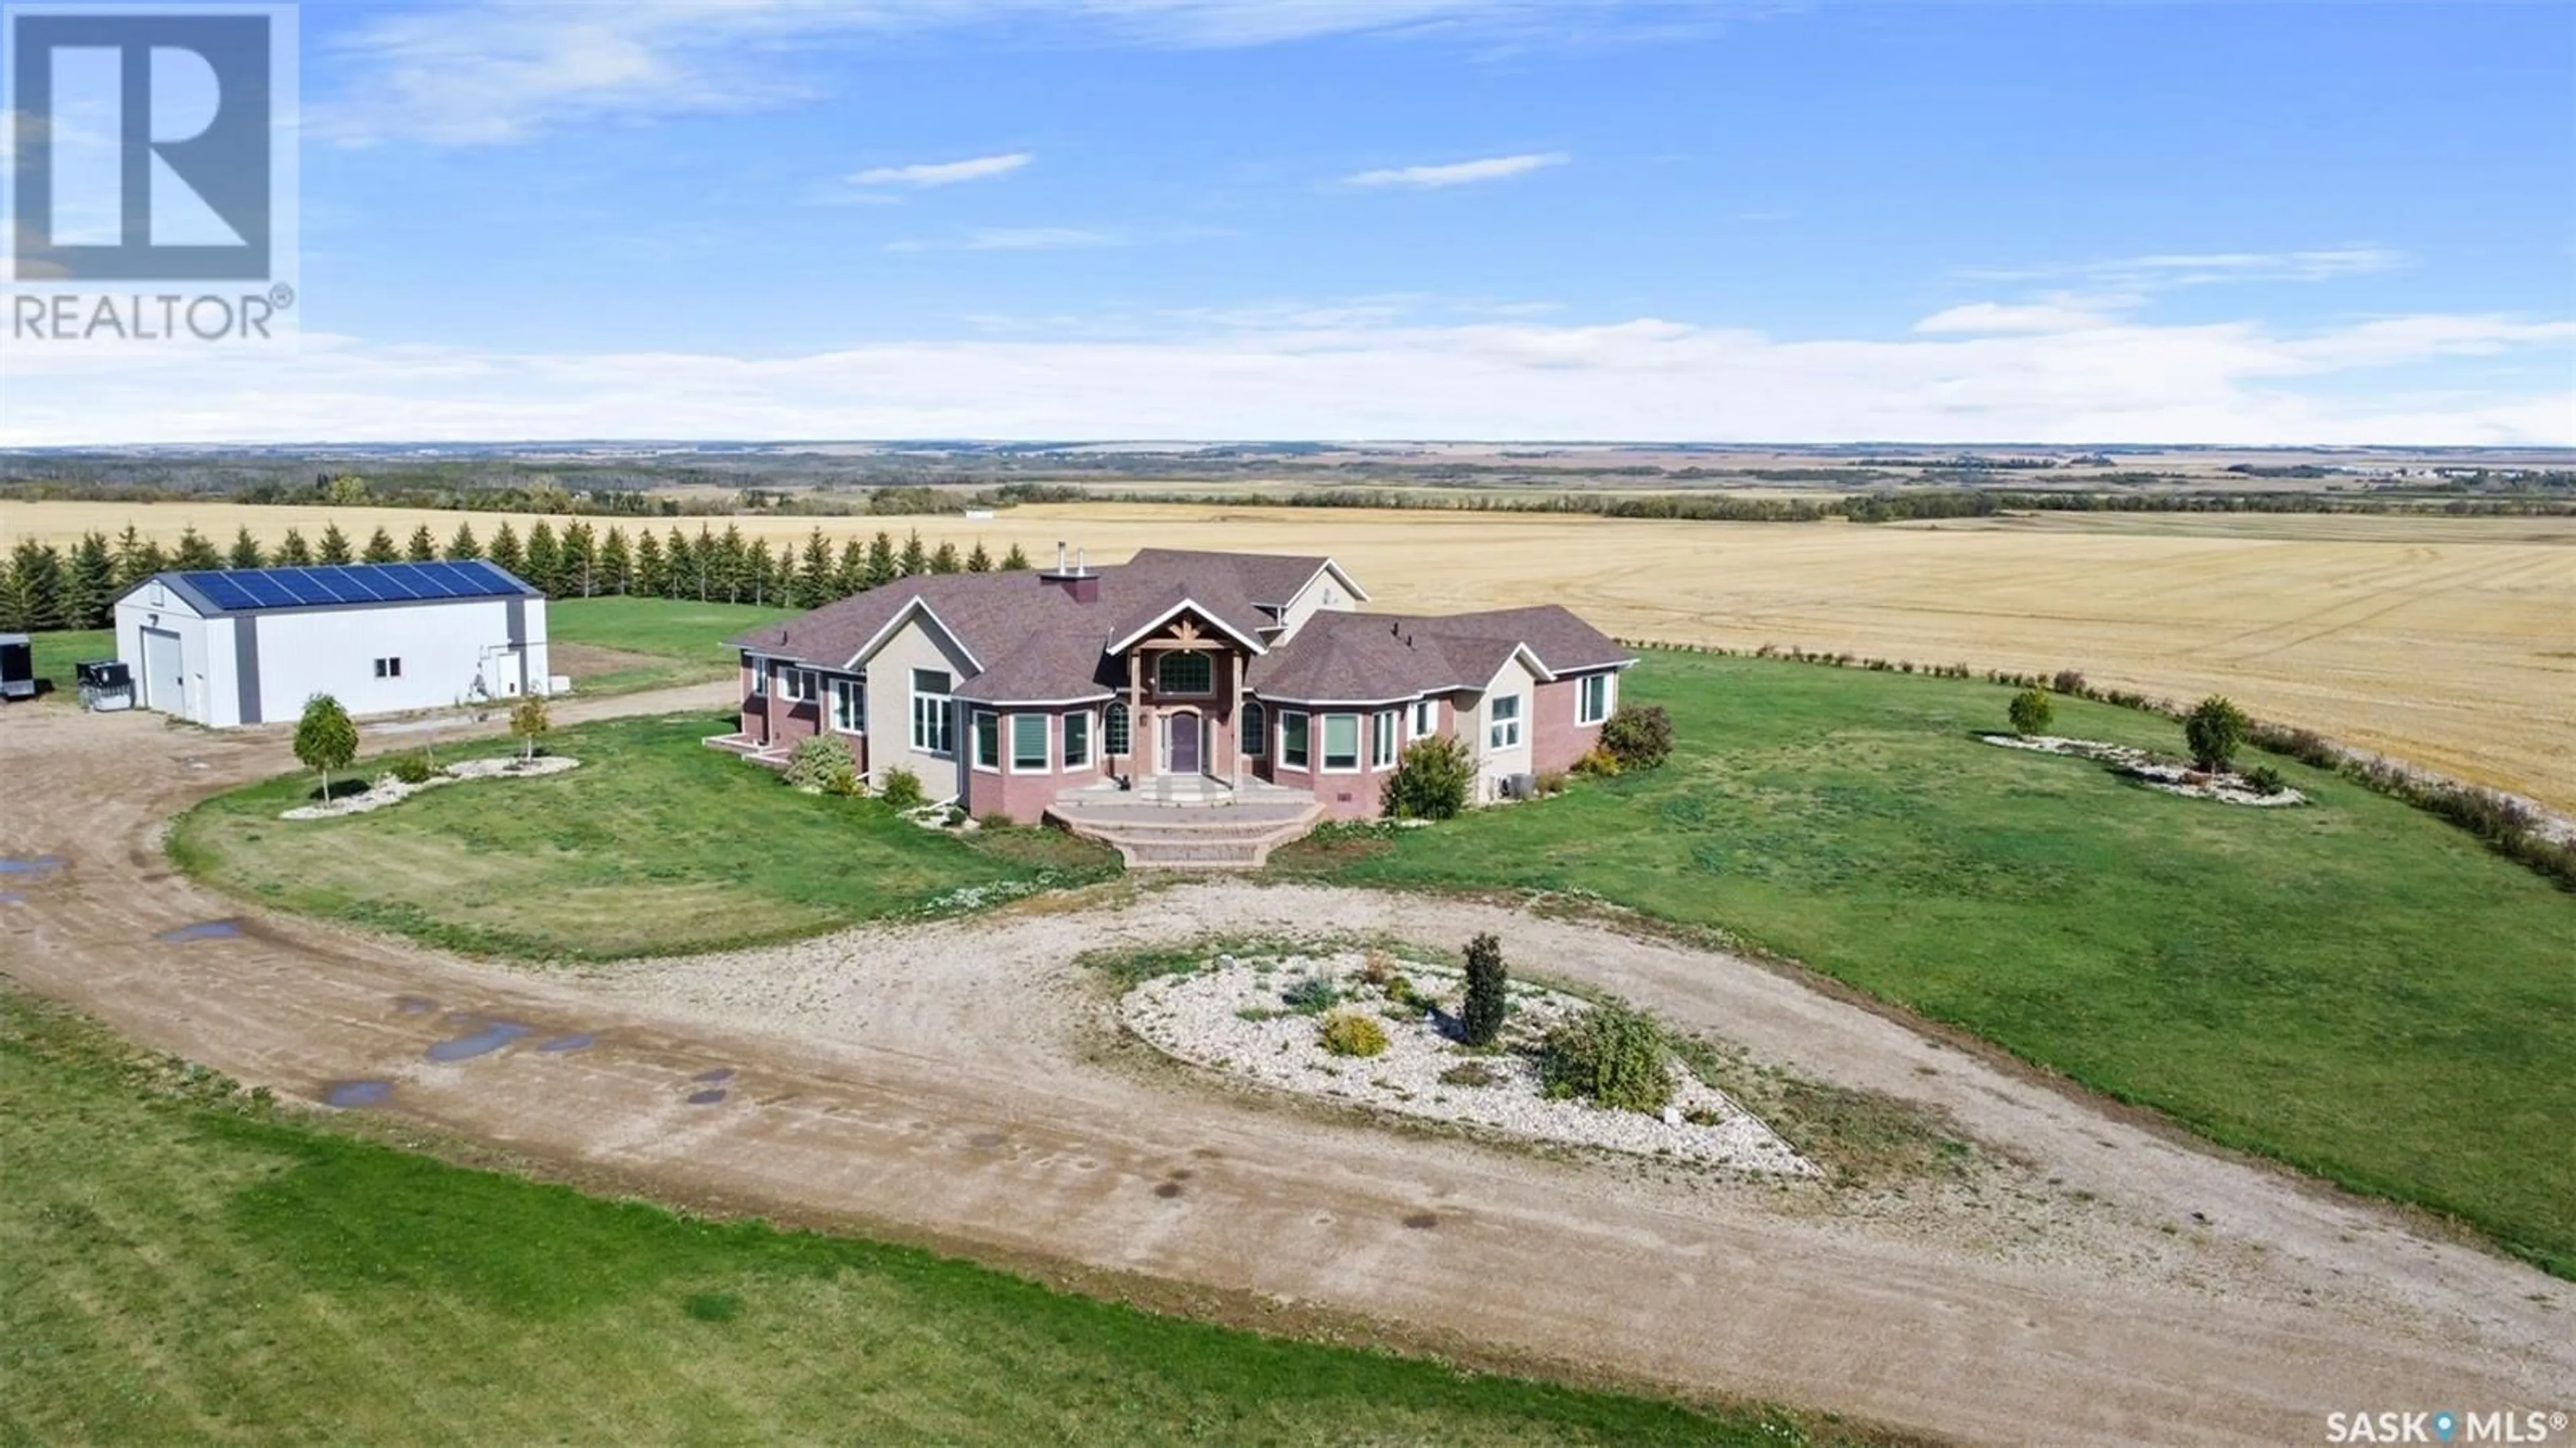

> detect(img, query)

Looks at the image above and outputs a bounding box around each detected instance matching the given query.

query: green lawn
[169,714,1118,960]
[23,627,112,699]
[548,597,794,696]
[1305,652,2576,1278]
[0,991,1864,1448]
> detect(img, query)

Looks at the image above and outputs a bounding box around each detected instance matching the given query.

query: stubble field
[5,498,2569,810]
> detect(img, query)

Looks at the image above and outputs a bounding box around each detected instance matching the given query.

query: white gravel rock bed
[1980,734,2306,807]
[1120,952,1815,1176]
[280,754,580,819]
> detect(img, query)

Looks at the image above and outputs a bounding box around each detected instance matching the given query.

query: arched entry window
[1241,699,1266,755]
[1157,651,1214,695]
[1104,701,1132,758]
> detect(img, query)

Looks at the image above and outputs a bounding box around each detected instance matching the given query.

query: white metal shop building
[113,560,551,728]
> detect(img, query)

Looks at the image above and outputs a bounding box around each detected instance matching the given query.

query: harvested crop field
[3,499,2569,809]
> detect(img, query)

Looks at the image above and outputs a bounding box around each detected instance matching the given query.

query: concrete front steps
[1047,798,1324,870]
[704,732,792,770]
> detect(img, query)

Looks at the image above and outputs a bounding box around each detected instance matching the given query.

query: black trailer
[0,634,32,701]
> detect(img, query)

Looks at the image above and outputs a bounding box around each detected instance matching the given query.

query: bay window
[1281,711,1310,770]
[1322,713,1361,772]
[1011,713,1051,772]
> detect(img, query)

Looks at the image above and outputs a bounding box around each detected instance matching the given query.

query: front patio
[1047,774,1323,870]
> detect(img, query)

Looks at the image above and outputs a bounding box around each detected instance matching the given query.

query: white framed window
[1105,702,1132,758]
[1157,651,1214,696]
[780,668,814,704]
[749,655,767,697]
[1281,711,1310,770]
[1577,672,1613,726]
[1064,711,1091,769]
[830,678,864,733]
[1321,713,1361,772]
[1240,700,1265,756]
[911,668,955,756]
[373,657,402,679]
[1411,698,1434,738]
[1010,713,1051,773]
[1489,694,1523,750]
[971,709,1000,771]
[1371,709,1397,769]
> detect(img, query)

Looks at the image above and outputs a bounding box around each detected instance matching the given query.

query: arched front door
[1164,711,1203,775]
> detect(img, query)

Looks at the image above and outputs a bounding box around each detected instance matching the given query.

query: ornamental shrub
[2051,668,2088,695]
[1382,735,1474,821]
[388,752,437,786]
[1281,976,1340,1015]
[879,766,926,811]
[1572,745,1621,778]
[2007,686,2053,737]
[784,734,859,795]
[1461,933,1508,1047]
[1540,1000,1674,1115]
[2243,764,2287,796]
[2184,695,2249,771]
[1318,1011,1389,1058]
[1599,703,1673,771]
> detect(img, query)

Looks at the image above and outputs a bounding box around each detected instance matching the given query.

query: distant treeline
[0,472,1084,518]
[1089,485,2576,521]
[0,521,1033,633]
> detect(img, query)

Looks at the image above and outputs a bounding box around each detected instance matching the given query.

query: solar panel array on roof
[176,560,532,614]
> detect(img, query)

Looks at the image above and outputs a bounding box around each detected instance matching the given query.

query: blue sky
[7,0,2573,444]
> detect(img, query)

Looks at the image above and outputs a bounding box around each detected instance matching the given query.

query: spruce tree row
[0,521,1034,632]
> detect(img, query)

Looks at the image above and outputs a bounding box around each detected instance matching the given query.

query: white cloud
[1345,152,1568,189]
[966,226,1118,250]
[850,152,1032,187]
[314,3,1673,146]
[1965,245,2408,293]
[8,312,2569,448]
[1915,297,2129,335]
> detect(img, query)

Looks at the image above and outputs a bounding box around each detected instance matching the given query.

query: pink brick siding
[1531,672,1610,775]
[961,705,1115,823]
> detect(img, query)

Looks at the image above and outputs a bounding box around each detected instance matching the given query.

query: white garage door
[141,627,184,715]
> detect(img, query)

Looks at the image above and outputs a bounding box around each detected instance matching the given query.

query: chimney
[1040,540,1099,603]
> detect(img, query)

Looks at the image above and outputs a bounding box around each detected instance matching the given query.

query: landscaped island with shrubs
[1112,935,1814,1175]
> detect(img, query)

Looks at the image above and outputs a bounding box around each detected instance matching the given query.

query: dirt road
[2,693,2566,1447]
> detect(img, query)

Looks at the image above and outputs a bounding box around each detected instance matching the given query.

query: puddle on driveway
[536,1033,594,1053]
[322,1080,395,1108]
[0,855,66,875]
[425,1021,535,1063]
[686,1088,729,1106]
[155,919,242,943]
[690,1067,735,1084]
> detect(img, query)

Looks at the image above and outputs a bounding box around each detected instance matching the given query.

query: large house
[714,547,1633,835]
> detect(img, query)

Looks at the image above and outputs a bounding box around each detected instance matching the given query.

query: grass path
[1297,652,2576,1278]
[0,990,1859,1447]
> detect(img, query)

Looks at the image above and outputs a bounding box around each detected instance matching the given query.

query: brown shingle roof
[727,550,1624,707]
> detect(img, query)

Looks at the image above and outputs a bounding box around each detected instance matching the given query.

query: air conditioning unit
[1503,772,1538,801]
